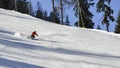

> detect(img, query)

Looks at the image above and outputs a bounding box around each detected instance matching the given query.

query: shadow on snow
[1,38,120,61]
[0,58,45,68]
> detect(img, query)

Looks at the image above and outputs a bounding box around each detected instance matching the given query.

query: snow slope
[0,9,120,68]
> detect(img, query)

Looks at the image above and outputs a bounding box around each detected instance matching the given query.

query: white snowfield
[0,9,120,68]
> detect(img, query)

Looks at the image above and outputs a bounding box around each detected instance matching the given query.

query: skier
[31,31,38,39]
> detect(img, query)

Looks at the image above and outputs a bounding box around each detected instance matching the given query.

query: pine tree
[35,2,43,19]
[43,11,48,21]
[64,15,70,26]
[115,11,120,33]
[48,8,60,24]
[17,0,29,14]
[48,12,54,22]
[97,25,101,30]
[0,0,15,10]
[64,0,94,28]
[96,0,115,32]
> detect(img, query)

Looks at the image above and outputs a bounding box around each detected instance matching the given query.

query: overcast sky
[30,0,120,32]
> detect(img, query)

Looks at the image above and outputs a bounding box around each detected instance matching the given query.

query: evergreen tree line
[34,1,70,25]
[0,0,70,26]
[0,0,32,15]
[0,0,120,33]
[115,11,120,33]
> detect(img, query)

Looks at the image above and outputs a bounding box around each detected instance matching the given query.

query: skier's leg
[31,35,34,39]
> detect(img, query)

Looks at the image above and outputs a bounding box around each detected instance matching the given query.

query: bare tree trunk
[77,0,84,27]
[77,0,80,27]
[52,0,55,23]
[14,0,17,11]
[29,0,32,15]
[106,24,109,32]
[60,0,63,25]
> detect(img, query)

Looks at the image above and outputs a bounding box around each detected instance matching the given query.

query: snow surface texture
[0,9,120,68]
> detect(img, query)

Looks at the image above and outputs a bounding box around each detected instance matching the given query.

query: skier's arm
[36,33,38,36]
